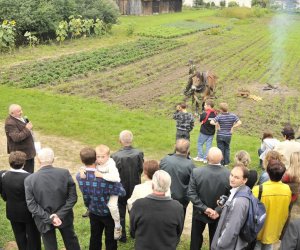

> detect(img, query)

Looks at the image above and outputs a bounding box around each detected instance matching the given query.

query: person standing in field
[173,103,194,141]
[111,130,144,243]
[5,104,36,173]
[210,102,241,166]
[193,99,217,163]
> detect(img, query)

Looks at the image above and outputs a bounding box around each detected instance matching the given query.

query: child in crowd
[173,103,194,141]
[80,144,122,240]
[193,99,216,163]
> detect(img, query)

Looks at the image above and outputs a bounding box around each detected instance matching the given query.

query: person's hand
[95,171,103,178]
[80,169,86,179]
[209,212,219,220]
[25,122,33,130]
[204,208,215,216]
[50,214,62,227]
[52,217,62,227]
[216,123,220,130]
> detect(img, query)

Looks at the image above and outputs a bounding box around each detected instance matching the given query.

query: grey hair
[119,130,133,146]
[38,148,54,165]
[152,170,171,193]
[8,104,21,115]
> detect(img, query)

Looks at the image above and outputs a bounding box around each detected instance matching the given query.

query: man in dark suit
[188,147,230,250]
[160,138,195,218]
[24,147,80,250]
[5,104,36,173]
[1,151,41,250]
[111,130,144,243]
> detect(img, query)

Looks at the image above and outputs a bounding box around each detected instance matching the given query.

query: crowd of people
[1,102,300,250]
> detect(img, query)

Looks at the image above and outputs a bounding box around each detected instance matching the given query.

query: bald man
[187,147,230,250]
[5,104,36,173]
[160,139,195,218]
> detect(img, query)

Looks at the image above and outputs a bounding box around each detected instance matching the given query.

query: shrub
[228,1,239,7]
[220,0,226,7]
[0,0,119,44]
[126,23,135,36]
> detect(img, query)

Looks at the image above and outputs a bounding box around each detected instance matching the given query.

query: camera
[218,195,229,207]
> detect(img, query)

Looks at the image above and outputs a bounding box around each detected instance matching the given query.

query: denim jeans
[216,135,231,165]
[197,133,214,159]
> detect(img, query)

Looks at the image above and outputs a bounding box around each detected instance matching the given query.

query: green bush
[228,1,240,7]
[220,1,226,7]
[0,0,119,44]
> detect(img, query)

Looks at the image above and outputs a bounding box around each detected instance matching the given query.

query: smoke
[268,13,294,84]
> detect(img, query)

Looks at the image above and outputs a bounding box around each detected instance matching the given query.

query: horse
[184,71,217,114]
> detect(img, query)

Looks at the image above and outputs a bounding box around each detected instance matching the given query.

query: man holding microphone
[5,104,36,173]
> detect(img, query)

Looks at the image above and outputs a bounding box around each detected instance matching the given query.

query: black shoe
[82,210,89,218]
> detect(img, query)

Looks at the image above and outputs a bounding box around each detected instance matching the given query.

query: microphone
[24,116,30,124]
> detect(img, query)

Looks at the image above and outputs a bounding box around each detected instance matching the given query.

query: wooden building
[117,0,182,15]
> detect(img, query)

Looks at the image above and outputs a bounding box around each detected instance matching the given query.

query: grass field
[0,7,300,249]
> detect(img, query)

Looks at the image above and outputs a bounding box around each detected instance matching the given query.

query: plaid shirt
[173,111,194,132]
[76,168,126,216]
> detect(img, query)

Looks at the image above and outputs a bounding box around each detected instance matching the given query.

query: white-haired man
[111,130,144,242]
[24,148,80,250]
[5,104,36,173]
[130,170,184,250]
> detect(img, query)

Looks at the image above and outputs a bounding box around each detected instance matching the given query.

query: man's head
[37,148,54,166]
[95,144,110,165]
[9,151,27,169]
[143,160,159,180]
[207,147,223,164]
[119,130,133,146]
[281,124,295,140]
[219,102,228,113]
[229,164,249,188]
[267,159,286,182]
[80,147,96,166]
[152,170,171,194]
[204,99,214,110]
[175,139,190,156]
[9,104,23,118]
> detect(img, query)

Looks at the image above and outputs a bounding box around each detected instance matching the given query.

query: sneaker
[114,226,122,240]
[203,159,207,164]
[193,157,203,162]
[82,210,89,218]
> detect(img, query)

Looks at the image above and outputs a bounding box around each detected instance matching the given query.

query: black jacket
[130,194,184,250]
[24,165,77,233]
[188,164,230,223]
[160,154,195,207]
[1,170,33,223]
[112,146,144,199]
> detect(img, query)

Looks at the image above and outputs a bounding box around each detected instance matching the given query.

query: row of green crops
[137,21,218,38]
[0,38,184,88]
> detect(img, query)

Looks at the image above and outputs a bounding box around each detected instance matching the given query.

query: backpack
[234,185,266,243]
